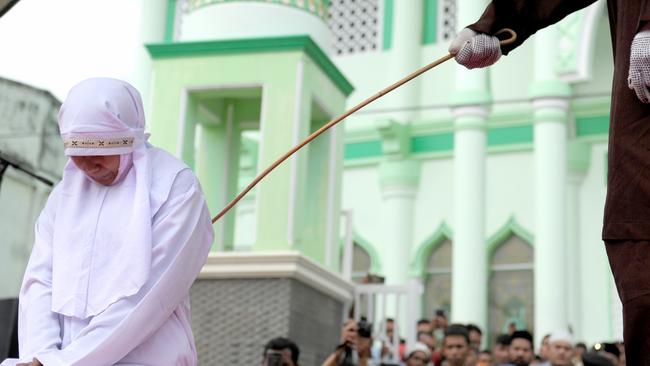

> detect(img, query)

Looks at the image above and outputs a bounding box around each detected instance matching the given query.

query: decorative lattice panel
[438,0,457,41]
[328,0,380,55]
[190,278,344,365]
[190,279,291,365]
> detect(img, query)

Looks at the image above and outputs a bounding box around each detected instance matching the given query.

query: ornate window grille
[328,0,380,56]
[438,0,457,41]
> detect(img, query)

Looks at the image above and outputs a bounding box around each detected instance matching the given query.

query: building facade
[0,0,620,352]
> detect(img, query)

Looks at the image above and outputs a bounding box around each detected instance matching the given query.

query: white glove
[628,29,650,103]
[449,28,502,69]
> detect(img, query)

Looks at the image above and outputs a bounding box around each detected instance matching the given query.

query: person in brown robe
[450,1,650,364]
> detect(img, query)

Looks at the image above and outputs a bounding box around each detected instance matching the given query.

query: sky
[0,0,156,100]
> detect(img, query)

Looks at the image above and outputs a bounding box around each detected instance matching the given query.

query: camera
[265,351,284,366]
[357,317,372,338]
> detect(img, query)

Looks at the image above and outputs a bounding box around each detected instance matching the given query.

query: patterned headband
[63,136,135,149]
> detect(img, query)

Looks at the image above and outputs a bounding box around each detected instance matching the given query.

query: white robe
[2,147,214,366]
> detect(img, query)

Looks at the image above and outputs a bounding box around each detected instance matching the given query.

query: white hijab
[52,78,153,319]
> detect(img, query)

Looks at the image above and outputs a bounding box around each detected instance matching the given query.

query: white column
[451,105,488,330]
[533,97,569,340]
[449,0,490,334]
[136,0,168,117]
[379,160,420,339]
[389,1,422,122]
[379,160,420,285]
[566,170,583,339]
[531,24,571,342]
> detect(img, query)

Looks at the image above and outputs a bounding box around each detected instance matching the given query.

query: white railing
[353,282,423,364]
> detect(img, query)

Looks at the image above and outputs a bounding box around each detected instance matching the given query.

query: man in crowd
[539,335,551,363]
[417,331,436,357]
[508,331,535,366]
[477,350,493,366]
[417,319,433,335]
[442,324,471,366]
[467,324,483,354]
[404,343,431,366]
[493,334,511,366]
[321,318,376,366]
[262,338,300,366]
[432,310,449,345]
[540,331,574,366]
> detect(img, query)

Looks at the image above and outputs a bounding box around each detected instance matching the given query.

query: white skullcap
[549,330,574,345]
[407,342,431,358]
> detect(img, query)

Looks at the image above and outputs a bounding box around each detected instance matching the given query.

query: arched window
[424,240,452,318]
[488,235,534,343]
[352,242,373,284]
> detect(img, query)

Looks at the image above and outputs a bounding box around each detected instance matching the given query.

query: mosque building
[0,0,619,363]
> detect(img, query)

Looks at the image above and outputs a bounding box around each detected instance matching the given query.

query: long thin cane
[212,29,517,224]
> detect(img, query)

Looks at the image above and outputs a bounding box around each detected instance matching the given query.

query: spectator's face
[540,336,550,360]
[443,335,470,366]
[71,155,120,185]
[493,343,510,364]
[386,321,394,338]
[575,345,586,357]
[465,349,478,366]
[434,315,448,328]
[478,352,492,364]
[418,333,436,350]
[418,321,433,334]
[469,330,481,351]
[509,338,534,366]
[262,349,296,366]
[548,341,573,366]
[406,351,429,366]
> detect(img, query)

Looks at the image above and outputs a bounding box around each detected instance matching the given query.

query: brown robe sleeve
[642,1,650,21]
[466,0,599,54]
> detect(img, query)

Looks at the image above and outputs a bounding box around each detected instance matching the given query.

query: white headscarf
[52,78,154,319]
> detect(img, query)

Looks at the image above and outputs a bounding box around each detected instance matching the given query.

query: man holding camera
[321,318,376,366]
[262,337,300,366]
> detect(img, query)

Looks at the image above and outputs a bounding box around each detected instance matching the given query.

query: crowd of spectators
[259,310,625,366]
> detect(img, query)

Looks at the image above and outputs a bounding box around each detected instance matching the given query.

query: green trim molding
[382,0,394,50]
[488,125,533,146]
[575,115,609,137]
[486,216,534,260]
[344,115,609,161]
[422,0,437,44]
[146,35,354,96]
[345,140,383,160]
[165,0,176,42]
[409,222,453,277]
[411,132,453,154]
